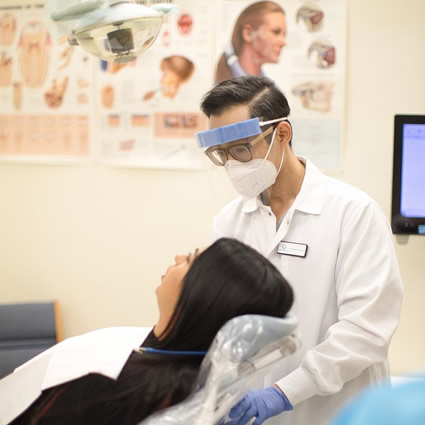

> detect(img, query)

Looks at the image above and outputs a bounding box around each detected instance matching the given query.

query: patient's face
[156,248,205,324]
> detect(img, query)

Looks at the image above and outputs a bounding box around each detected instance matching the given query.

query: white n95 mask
[224,129,284,200]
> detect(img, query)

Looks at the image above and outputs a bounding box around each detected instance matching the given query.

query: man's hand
[225,386,293,425]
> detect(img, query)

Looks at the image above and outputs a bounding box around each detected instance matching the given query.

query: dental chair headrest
[139,314,299,425]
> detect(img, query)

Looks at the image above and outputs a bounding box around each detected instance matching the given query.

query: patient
[9,238,294,425]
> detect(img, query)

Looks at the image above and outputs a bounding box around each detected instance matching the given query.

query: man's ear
[241,24,255,43]
[277,121,292,146]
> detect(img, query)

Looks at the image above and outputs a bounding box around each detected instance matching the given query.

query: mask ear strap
[261,128,277,165]
[261,128,285,174]
[276,146,285,174]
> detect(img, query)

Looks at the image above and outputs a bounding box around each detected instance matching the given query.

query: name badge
[277,241,308,258]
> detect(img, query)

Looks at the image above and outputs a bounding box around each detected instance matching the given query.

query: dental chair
[0,314,298,425]
[139,314,299,425]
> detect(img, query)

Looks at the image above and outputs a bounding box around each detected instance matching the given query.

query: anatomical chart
[98,0,214,169]
[215,0,347,170]
[0,3,93,161]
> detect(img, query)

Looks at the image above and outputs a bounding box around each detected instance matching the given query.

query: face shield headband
[195,117,289,149]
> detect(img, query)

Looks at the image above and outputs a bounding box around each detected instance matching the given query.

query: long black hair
[156,237,293,351]
[12,238,293,425]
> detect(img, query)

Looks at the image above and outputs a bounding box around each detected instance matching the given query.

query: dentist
[195,76,403,425]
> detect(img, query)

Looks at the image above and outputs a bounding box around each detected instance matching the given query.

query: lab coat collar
[241,157,325,215]
[242,197,265,213]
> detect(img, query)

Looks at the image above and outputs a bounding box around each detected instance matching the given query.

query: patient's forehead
[194,246,207,258]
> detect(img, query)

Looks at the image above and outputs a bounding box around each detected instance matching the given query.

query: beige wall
[0,0,424,376]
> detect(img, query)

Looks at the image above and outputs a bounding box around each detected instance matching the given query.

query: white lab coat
[212,158,403,425]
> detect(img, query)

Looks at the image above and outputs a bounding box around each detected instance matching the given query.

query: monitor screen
[391,115,425,235]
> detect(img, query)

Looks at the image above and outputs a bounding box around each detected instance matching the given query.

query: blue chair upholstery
[0,301,61,379]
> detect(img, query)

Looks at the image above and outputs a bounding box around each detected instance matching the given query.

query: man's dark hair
[200,76,290,121]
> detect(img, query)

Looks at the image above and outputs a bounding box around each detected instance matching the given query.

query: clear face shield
[195,117,288,210]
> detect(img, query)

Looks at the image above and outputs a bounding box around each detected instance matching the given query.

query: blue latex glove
[226,387,293,425]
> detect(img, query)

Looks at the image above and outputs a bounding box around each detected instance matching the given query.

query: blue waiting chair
[0,301,62,379]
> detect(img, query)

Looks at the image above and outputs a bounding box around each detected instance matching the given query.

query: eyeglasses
[204,126,274,166]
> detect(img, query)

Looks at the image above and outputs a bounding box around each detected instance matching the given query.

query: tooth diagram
[0,52,12,87]
[18,21,51,89]
[0,13,16,46]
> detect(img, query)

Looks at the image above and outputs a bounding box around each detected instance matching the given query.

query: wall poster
[0,2,94,163]
[0,0,346,170]
[97,0,214,169]
[214,0,347,171]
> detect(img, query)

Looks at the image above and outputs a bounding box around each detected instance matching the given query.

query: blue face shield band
[195,117,289,149]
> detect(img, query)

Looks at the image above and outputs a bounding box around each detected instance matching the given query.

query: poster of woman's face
[214,1,287,84]
[213,0,346,171]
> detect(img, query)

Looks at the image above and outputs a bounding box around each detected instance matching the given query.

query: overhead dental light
[46,0,178,63]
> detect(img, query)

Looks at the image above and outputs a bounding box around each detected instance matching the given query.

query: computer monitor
[391,115,425,235]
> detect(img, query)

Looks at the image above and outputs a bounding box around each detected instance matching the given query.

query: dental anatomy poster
[97,0,213,169]
[0,2,93,162]
[214,0,347,170]
[0,0,346,170]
